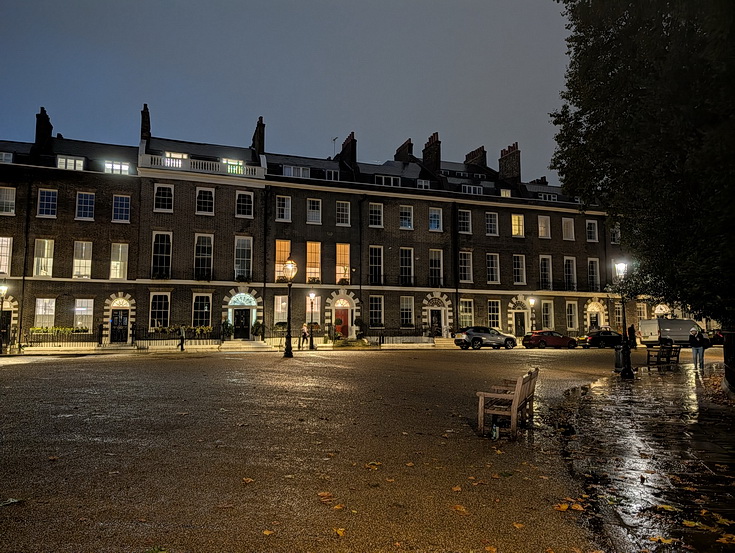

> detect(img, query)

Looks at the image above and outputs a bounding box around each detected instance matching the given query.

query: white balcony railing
[139,154,265,179]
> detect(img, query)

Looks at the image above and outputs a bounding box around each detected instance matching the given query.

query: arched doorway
[586,300,606,331]
[422,292,453,337]
[325,289,360,339]
[104,293,136,344]
[227,292,257,339]
[507,297,531,337]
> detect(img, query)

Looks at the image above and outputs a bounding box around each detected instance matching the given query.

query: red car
[522,330,577,349]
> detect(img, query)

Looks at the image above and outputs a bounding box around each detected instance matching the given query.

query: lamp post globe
[528,297,536,331]
[283,257,297,358]
[308,291,315,350]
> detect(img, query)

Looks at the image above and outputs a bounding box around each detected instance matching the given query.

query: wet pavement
[545,361,735,552]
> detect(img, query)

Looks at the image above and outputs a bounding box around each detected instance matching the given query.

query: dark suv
[454,326,517,350]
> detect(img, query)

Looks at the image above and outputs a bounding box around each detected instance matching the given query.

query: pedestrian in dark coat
[627,324,637,349]
[689,328,706,369]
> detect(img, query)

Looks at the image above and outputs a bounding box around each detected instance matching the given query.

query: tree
[551,1,735,386]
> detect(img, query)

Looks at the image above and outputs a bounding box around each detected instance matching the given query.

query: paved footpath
[545,360,735,553]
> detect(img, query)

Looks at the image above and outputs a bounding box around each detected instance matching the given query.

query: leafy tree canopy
[551,1,735,326]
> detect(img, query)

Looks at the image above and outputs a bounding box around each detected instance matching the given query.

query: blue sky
[0,0,569,184]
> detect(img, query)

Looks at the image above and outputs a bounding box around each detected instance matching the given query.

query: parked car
[522,330,577,349]
[454,326,517,350]
[579,330,623,349]
[707,329,724,345]
[638,318,702,347]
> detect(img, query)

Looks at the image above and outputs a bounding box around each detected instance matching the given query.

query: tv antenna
[332,136,339,157]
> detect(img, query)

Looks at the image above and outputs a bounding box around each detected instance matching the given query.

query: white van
[638,319,702,347]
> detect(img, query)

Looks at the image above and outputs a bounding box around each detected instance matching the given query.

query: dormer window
[283,166,310,178]
[164,152,188,168]
[417,179,430,190]
[325,169,339,181]
[0,152,12,163]
[539,193,558,201]
[105,161,130,175]
[223,158,244,175]
[461,184,482,195]
[376,175,400,187]
[500,189,511,198]
[457,171,468,178]
[474,173,486,179]
[57,156,84,171]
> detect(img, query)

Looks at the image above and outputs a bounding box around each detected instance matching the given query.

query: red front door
[335,309,348,338]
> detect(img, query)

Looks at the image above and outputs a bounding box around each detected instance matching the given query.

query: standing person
[627,324,637,349]
[300,323,308,350]
[689,328,706,369]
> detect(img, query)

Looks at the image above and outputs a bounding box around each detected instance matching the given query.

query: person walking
[627,324,637,349]
[689,328,706,369]
[299,323,308,350]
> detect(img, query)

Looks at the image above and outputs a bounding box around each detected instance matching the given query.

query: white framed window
[429,249,443,286]
[223,158,244,175]
[235,191,254,218]
[306,198,322,225]
[149,293,170,328]
[459,251,473,283]
[110,243,128,280]
[586,220,599,242]
[153,184,173,212]
[376,175,400,186]
[72,241,92,279]
[369,295,384,327]
[512,254,526,285]
[0,187,15,215]
[429,207,443,231]
[195,187,215,215]
[500,189,511,198]
[539,193,558,201]
[274,295,288,323]
[400,296,414,327]
[614,303,623,327]
[57,156,83,171]
[566,301,578,331]
[37,189,57,217]
[336,201,351,226]
[74,299,94,332]
[564,257,577,291]
[541,300,554,329]
[486,253,500,284]
[399,205,413,230]
[112,195,131,223]
[336,243,350,284]
[539,255,552,290]
[283,165,310,178]
[275,196,291,222]
[164,151,187,168]
[104,161,130,175]
[194,234,213,279]
[306,241,321,282]
[34,298,55,328]
[0,237,12,274]
[305,295,322,327]
[485,212,498,236]
[33,238,54,277]
[234,236,253,280]
[326,169,339,181]
[75,192,95,220]
[636,302,648,320]
[275,239,291,281]
[151,232,172,279]
[417,179,430,190]
[0,152,12,163]
[458,210,472,234]
[587,258,600,292]
[610,223,621,244]
[562,218,575,241]
[399,247,414,285]
[461,184,482,195]
[369,203,383,228]
[487,300,501,329]
[459,299,474,328]
[193,294,212,327]
[511,214,525,237]
[538,215,551,238]
[369,245,383,285]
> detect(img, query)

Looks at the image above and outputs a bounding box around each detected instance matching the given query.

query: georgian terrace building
[0,105,637,350]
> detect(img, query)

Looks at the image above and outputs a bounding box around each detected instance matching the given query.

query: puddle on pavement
[539,364,735,552]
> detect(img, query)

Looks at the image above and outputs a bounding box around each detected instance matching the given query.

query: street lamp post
[615,262,634,379]
[529,297,536,331]
[308,291,315,350]
[283,256,298,358]
[0,280,8,355]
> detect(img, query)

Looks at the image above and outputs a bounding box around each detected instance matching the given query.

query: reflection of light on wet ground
[549,364,735,552]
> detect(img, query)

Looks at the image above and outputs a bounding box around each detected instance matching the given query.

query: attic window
[105,161,130,175]
[500,189,511,198]
[417,179,430,190]
[457,172,468,178]
[283,165,310,178]
[57,156,84,171]
[474,173,486,179]
[223,158,244,175]
[538,193,558,202]
[376,175,400,187]
[164,152,188,168]
[0,152,12,163]
[461,184,482,195]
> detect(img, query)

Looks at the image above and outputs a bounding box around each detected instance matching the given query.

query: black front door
[514,312,526,337]
[111,309,128,343]
[234,308,250,339]
[430,309,442,336]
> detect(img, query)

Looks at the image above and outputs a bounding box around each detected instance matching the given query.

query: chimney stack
[394,138,413,162]
[464,146,487,167]
[251,116,265,157]
[140,104,151,141]
[498,142,521,183]
[338,132,358,167]
[31,107,53,156]
[422,132,441,174]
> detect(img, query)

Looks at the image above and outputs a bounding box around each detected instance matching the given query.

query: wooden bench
[476,368,539,439]
[646,345,682,368]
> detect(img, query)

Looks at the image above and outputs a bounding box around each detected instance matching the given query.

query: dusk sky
[1,0,569,185]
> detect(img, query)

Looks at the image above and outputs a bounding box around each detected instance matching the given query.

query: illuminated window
[511,214,524,237]
[274,239,291,281]
[223,158,244,175]
[636,303,648,320]
[538,215,551,238]
[164,152,188,168]
[34,298,55,327]
[336,243,350,284]
[33,239,54,277]
[562,218,575,240]
[110,243,128,280]
[459,299,474,328]
[274,295,288,323]
[57,156,84,171]
[74,299,93,332]
[72,241,92,279]
[500,189,511,198]
[105,161,130,175]
[305,295,321,326]
[0,187,15,215]
[0,237,11,274]
[306,241,321,282]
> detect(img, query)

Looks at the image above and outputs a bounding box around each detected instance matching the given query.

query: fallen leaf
[683,520,698,527]
[405,462,415,467]
[242,477,255,484]
[715,515,735,525]
[333,503,345,510]
[452,486,462,492]
[495,449,504,454]
[385,478,395,483]
[571,503,585,511]
[334,527,345,537]
[554,503,569,511]
[485,546,498,552]
[513,522,525,529]
[263,530,274,535]
[648,536,674,544]
[656,504,680,512]
[366,461,382,470]
[452,504,469,515]
[717,534,735,544]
